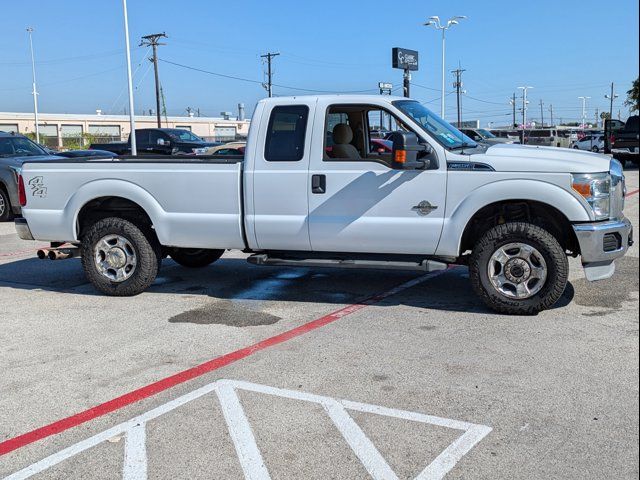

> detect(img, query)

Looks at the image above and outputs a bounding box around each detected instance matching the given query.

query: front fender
[435,178,592,257]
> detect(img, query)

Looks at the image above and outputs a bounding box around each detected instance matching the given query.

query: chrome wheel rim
[488,242,547,299]
[0,193,5,217]
[94,234,137,282]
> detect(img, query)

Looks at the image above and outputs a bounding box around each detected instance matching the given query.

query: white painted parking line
[5,380,492,480]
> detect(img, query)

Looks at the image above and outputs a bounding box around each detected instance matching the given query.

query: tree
[625,77,639,112]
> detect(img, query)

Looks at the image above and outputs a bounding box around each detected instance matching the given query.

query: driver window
[324,104,409,167]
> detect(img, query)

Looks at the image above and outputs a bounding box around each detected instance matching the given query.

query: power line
[159,59,378,94]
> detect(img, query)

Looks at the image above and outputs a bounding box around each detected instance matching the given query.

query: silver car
[572,134,605,153]
[460,128,518,145]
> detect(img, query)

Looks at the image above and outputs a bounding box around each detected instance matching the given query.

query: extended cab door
[307,100,447,255]
[249,100,316,250]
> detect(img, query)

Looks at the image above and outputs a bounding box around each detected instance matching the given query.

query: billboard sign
[392,48,419,71]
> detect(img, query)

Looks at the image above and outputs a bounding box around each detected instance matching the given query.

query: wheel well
[77,197,155,240]
[459,200,580,256]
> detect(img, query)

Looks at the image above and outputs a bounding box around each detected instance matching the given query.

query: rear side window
[264,105,309,161]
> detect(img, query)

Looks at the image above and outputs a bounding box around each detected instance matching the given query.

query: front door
[308,103,447,255]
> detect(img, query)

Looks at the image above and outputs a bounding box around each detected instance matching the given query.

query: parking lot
[0,169,638,479]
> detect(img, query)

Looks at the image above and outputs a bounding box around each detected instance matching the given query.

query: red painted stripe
[625,188,639,198]
[0,269,448,456]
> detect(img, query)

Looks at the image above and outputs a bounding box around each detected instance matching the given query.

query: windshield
[165,129,204,142]
[0,136,47,157]
[392,100,477,150]
[478,128,496,138]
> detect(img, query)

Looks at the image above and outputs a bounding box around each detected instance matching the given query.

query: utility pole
[510,93,516,127]
[140,32,167,128]
[452,67,465,127]
[605,82,618,120]
[539,99,544,128]
[26,27,40,143]
[261,52,280,97]
[518,86,533,144]
[549,104,554,127]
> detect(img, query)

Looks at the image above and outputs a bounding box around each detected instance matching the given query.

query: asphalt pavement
[0,170,638,479]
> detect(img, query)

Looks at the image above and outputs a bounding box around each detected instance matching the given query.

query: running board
[247,254,448,272]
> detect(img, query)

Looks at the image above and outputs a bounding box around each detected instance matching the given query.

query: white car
[16,95,632,314]
[572,134,605,152]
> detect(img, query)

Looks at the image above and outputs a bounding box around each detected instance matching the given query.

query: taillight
[18,174,27,207]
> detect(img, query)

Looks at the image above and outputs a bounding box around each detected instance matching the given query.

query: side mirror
[389,131,430,170]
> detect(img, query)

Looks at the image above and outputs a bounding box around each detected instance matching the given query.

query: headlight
[571,173,611,220]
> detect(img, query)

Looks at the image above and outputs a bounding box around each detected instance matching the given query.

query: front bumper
[573,218,633,281]
[14,217,34,241]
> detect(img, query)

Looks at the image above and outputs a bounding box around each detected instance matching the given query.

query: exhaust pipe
[37,249,50,260]
[46,247,80,261]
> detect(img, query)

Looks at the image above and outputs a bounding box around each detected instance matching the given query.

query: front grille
[603,233,622,252]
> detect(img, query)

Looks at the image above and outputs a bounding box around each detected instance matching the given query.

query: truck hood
[476,143,610,173]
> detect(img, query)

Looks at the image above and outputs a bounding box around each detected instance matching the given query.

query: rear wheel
[0,187,13,222]
[170,248,224,268]
[81,217,160,296]
[469,222,568,315]
[591,145,600,152]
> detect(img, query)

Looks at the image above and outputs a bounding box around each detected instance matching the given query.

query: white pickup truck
[15,95,633,314]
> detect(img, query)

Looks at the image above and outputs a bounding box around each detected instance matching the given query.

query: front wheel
[469,222,568,315]
[591,146,600,153]
[81,217,160,296]
[170,248,224,268]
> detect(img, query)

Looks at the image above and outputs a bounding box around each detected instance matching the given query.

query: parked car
[55,149,118,159]
[205,142,247,155]
[571,134,605,152]
[17,95,632,315]
[611,115,639,165]
[89,128,221,155]
[370,138,393,153]
[0,132,60,221]
[460,128,518,145]
[525,129,562,147]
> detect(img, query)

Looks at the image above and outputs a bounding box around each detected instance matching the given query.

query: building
[0,111,251,149]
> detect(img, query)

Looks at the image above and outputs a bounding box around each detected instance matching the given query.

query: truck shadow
[0,255,575,315]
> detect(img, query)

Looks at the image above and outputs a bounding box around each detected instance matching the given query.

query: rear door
[250,100,316,250]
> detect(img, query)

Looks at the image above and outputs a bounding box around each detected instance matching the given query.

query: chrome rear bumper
[14,217,34,241]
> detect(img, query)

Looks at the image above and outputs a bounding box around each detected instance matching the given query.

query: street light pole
[578,96,590,131]
[122,0,137,156]
[26,27,39,144]
[424,15,467,119]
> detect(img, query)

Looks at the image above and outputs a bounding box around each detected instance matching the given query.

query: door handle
[311,174,326,194]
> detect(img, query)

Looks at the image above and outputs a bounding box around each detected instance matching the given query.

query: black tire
[81,217,160,296]
[469,222,568,315]
[591,146,599,153]
[170,248,224,268]
[0,187,13,222]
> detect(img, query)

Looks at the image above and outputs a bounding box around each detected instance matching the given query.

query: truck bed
[21,155,247,249]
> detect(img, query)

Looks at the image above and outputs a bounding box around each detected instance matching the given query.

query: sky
[0,0,638,126]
